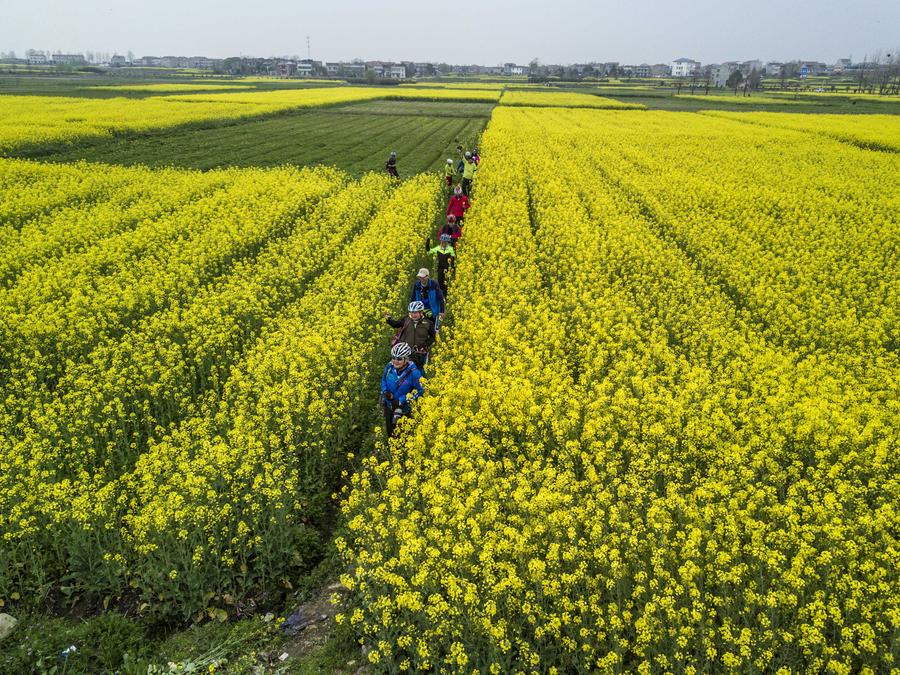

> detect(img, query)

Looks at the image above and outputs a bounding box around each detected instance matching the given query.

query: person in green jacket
[461,151,476,196]
[425,233,456,297]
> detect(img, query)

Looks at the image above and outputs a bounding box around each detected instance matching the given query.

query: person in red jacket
[446,185,470,225]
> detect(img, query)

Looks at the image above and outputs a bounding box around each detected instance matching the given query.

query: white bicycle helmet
[391,342,412,360]
[440,234,452,243]
[408,301,426,313]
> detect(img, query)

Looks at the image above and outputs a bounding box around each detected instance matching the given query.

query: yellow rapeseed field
[767,90,900,102]
[0,158,440,620]
[340,107,899,673]
[699,110,900,151]
[0,87,897,672]
[399,81,507,90]
[0,95,288,152]
[166,87,502,105]
[85,83,256,92]
[676,93,817,105]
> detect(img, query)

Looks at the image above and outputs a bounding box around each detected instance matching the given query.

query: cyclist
[380,342,424,437]
[385,301,435,374]
[385,151,399,179]
[447,185,471,226]
[410,268,446,330]
[461,151,476,195]
[439,214,463,248]
[444,158,455,189]
[425,234,457,297]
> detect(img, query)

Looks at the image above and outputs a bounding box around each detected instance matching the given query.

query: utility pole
[307,36,311,60]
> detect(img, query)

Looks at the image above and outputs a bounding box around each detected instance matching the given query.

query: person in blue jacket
[381,342,424,437]
[410,268,445,330]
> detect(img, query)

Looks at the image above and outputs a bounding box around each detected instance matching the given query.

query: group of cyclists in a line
[380,146,480,437]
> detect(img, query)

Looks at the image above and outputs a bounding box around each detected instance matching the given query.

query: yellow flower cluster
[0,160,439,619]
[499,89,645,109]
[0,158,228,283]
[398,82,506,91]
[700,110,900,151]
[0,169,390,555]
[113,174,438,615]
[768,90,900,102]
[0,162,342,431]
[341,107,898,672]
[0,95,284,153]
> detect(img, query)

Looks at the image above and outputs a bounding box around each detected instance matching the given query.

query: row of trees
[672,68,762,96]
[854,50,900,95]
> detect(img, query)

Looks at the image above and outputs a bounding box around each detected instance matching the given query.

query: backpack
[456,160,465,174]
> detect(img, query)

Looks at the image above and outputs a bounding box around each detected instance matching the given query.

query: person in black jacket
[385,300,435,374]
[439,214,462,249]
[385,151,399,179]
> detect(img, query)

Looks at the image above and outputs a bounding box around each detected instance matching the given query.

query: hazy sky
[3,0,898,64]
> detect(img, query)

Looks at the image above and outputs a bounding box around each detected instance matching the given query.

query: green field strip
[32,109,400,168]
[421,117,484,173]
[228,114,403,169]
[27,106,491,175]
[372,116,462,175]
[342,117,453,175]
[327,100,495,118]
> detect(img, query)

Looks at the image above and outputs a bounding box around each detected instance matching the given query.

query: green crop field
[330,99,494,118]
[13,101,491,174]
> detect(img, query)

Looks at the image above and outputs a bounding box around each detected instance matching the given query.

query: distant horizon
[3,0,897,67]
[3,48,893,67]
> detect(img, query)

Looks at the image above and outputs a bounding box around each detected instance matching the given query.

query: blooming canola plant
[0,90,897,672]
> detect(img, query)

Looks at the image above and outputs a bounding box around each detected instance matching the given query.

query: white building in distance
[671,58,701,77]
[712,62,739,87]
